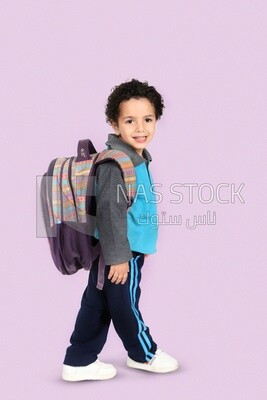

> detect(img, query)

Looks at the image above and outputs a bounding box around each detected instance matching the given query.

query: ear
[110,120,120,135]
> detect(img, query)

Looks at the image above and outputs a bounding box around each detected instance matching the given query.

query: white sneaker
[62,359,117,381]
[127,349,179,373]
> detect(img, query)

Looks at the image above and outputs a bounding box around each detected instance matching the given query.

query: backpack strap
[50,140,99,224]
[51,157,68,224]
[73,153,99,223]
[95,149,136,205]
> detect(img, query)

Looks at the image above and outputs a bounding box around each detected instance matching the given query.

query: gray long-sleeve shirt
[95,161,132,265]
[94,134,152,266]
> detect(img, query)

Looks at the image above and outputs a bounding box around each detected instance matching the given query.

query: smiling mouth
[133,136,147,143]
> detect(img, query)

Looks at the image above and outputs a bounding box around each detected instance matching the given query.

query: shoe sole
[62,370,117,381]
[127,359,179,373]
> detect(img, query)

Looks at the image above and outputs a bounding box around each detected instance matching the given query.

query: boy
[62,79,179,381]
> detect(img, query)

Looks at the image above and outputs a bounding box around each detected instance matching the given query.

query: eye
[126,119,134,124]
[145,118,153,123]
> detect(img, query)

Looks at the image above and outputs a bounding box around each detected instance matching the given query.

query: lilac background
[1,1,267,399]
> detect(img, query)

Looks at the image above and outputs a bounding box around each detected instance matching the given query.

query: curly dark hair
[105,78,165,124]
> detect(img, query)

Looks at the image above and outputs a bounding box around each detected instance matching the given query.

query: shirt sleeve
[95,161,133,265]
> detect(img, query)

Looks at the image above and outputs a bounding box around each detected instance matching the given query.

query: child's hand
[108,262,130,285]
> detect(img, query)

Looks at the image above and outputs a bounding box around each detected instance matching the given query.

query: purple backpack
[40,139,136,289]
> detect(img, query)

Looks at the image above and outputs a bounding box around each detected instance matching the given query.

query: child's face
[111,97,157,156]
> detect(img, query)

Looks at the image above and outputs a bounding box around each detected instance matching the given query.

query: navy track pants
[63,252,157,366]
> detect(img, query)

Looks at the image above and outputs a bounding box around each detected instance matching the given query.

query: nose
[136,121,145,132]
